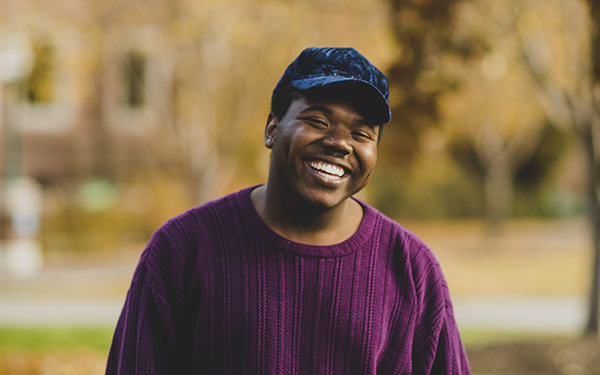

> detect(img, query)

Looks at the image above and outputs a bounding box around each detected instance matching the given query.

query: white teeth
[310,161,345,177]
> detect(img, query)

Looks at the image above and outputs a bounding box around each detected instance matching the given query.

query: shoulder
[153,187,252,244]
[135,187,253,279]
[361,201,434,258]
[361,200,446,284]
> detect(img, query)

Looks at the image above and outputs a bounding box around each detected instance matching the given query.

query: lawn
[0,327,113,352]
[0,327,112,375]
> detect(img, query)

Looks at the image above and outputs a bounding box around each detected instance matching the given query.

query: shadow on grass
[462,330,600,375]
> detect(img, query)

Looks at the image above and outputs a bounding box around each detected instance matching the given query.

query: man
[106,47,471,374]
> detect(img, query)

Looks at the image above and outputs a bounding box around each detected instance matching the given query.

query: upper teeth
[310,161,345,177]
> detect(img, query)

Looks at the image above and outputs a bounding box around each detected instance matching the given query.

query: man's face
[266,91,380,209]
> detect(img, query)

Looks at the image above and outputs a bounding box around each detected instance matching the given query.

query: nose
[322,127,352,155]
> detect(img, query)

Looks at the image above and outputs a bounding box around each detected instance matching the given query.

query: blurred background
[0,0,599,373]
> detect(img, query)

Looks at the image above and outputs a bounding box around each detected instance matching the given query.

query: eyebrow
[298,105,333,116]
[357,118,377,130]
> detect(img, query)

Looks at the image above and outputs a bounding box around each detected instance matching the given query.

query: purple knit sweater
[106,186,470,374]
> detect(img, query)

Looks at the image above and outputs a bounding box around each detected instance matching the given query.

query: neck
[251,184,363,245]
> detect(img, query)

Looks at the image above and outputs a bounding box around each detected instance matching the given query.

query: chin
[298,189,351,210]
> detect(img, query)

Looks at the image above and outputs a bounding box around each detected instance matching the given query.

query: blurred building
[0,2,188,242]
[3,33,171,184]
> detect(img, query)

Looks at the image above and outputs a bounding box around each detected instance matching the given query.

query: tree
[512,0,600,334]
[382,0,566,229]
[384,0,460,168]
[439,0,563,234]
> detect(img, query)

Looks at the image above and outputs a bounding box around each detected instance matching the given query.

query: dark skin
[251,90,381,245]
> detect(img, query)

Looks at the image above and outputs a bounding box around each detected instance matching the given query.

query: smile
[309,161,345,178]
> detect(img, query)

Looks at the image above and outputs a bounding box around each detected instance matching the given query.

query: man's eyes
[352,131,374,141]
[304,117,328,127]
[300,117,376,141]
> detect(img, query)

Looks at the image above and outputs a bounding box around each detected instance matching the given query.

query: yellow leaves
[481,53,507,81]
[438,0,589,144]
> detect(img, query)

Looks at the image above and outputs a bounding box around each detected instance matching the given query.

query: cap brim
[290,76,391,124]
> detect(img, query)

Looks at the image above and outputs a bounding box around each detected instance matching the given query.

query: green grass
[0,326,114,352]
[0,326,563,352]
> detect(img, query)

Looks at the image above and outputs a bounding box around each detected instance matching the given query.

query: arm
[411,246,471,374]
[428,298,471,374]
[106,235,186,374]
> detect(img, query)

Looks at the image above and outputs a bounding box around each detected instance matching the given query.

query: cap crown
[274,47,391,124]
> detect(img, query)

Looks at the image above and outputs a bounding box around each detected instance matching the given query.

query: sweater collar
[235,185,377,258]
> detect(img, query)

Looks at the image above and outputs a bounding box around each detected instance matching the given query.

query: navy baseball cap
[273,47,391,124]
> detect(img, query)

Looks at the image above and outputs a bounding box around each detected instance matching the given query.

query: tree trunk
[484,153,512,237]
[582,122,600,335]
[585,0,600,337]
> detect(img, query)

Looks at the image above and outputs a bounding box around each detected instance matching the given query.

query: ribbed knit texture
[106,186,471,374]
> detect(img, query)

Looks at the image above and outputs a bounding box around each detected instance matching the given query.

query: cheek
[271,131,301,166]
[280,128,313,157]
[360,147,378,172]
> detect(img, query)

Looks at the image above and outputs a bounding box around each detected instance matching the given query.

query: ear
[264,113,278,149]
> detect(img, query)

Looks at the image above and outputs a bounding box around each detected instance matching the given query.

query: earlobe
[264,113,278,149]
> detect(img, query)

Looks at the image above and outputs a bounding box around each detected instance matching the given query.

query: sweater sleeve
[429,304,471,374]
[106,230,187,374]
[410,242,471,375]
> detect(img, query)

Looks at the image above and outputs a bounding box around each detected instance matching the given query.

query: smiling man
[106,47,471,374]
